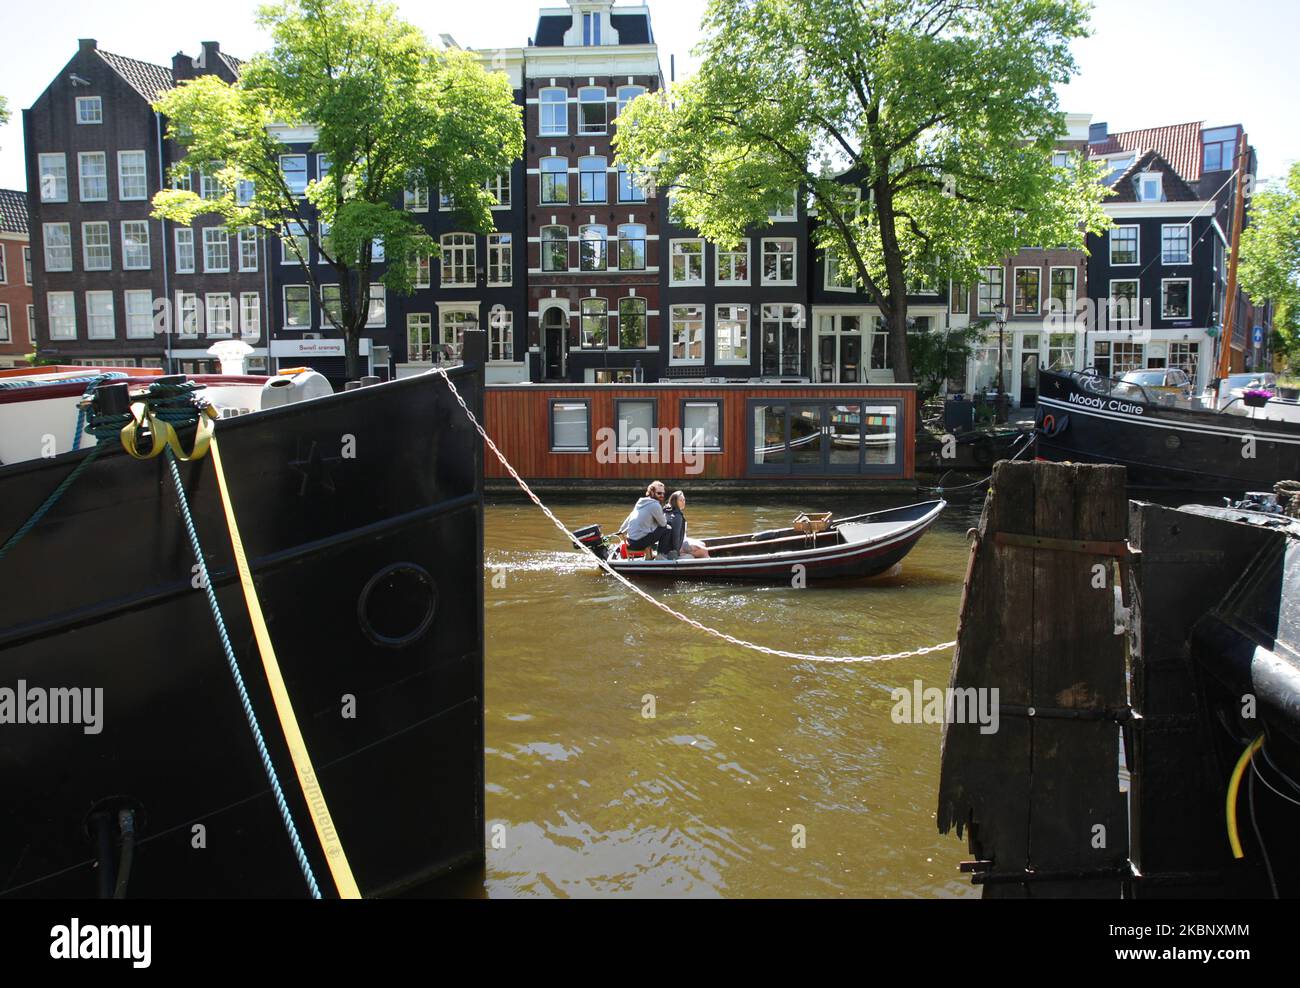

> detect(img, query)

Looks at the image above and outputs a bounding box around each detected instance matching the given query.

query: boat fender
[260,370,334,409]
[1036,413,1069,438]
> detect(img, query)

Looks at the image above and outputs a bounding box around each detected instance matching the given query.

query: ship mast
[1216,131,1250,380]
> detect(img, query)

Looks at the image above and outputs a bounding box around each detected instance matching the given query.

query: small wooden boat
[575,501,946,581]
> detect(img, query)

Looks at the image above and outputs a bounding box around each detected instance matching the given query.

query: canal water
[478,491,986,898]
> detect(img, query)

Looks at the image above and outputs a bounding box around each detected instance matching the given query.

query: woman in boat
[667,491,709,559]
[619,481,676,558]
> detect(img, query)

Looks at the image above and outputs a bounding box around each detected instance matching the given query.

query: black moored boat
[0,339,487,898]
[1035,368,1300,493]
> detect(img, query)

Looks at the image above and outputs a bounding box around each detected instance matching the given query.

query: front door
[543,308,566,381]
[1020,334,1041,408]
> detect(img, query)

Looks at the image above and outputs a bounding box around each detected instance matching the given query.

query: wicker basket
[793,512,834,534]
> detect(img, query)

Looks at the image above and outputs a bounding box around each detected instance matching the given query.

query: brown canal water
[476,492,986,898]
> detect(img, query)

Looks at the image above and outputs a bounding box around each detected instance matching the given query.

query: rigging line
[1126,167,1240,284]
[1248,769,1280,899]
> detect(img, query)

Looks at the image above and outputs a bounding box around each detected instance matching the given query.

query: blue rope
[162,445,323,899]
[0,371,128,391]
[70,375,115,453]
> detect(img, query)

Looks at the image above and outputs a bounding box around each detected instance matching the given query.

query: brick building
[0,189,33,368]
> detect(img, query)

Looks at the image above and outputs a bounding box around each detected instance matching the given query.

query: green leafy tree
[1240,163,1300,371]
[616,0,1109,382]
[908,322,984,401]
[151,0,523,378]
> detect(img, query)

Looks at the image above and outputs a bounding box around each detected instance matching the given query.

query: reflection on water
[480,492,986,898]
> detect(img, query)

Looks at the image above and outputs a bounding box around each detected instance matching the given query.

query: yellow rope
[209,434,362,899]
[1226,735,1264,859]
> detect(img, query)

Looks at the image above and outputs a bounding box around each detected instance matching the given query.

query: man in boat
[666,491,709,559]
[619,481,677,559]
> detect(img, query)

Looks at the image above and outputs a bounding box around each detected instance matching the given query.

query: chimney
[78,38,98,53]
[173,51,193,79]
[1089,121,1108,144]
[197,41,221,68]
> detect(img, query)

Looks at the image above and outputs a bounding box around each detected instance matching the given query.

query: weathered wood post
[937,460,1130,897]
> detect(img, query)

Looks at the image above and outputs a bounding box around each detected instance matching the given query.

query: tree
[151,0,523,378]
[0,95,9,150]
[615,0,1110,383]
[1240,163,1300,371]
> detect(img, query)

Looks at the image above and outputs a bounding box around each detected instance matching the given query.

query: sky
[2,0,1297,192]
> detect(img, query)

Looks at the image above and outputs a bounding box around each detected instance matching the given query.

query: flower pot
[1244,393,1270,408]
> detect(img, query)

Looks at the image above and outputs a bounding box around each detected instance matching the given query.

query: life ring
[1039,413,1056,436]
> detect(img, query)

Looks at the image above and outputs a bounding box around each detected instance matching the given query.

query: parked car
[1116,368,1194,401]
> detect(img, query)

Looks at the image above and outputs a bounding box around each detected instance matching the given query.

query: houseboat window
[1110,226,1139,266]
[716,241,750,285]
[616,400,656,452]
[618,225,646,270]
[683,401,722,452]
[539,88,567,136]
[670,305,705,364]
[715,305,750,364]
[581,299,608,347]
[1093,341,1111,377]
[1162,279,1192,320]
[1014,268,1041,315]
[753,404,790,465]
[580,226,608,271]
[579,156,608,203]
[551,401,590,451]
[542,226,569,272]
[618,298,647,349]
[862,405,898,466]
[594,370,635,383]
[1162,224,1191,264]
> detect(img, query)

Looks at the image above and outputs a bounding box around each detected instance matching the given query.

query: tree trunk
[345,329,365,381]
[887,301,912,385]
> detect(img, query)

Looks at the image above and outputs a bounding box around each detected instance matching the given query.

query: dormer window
[583,11,602,46]
[1136,171,1163,202]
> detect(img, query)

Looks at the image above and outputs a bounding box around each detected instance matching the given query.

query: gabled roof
[95,48,176,103]
[1090,121,1204,184]
[217,51,244,76]
[1105,150,1200,203]
[0,189,28,236]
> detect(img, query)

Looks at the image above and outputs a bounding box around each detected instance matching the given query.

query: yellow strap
[1226,734,1264,859]
[209,434,362,899]
[121,403,216,462]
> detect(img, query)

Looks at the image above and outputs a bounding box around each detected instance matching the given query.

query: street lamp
[992,300,1011,423]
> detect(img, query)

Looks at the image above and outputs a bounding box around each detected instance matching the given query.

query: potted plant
[1243,388,1274,408]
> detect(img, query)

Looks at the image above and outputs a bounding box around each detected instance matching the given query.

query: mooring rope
[431,368,957,666]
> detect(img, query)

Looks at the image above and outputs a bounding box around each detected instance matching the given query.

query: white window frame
[1161,278,1192,320]
[205,293,234,337]
[48,292,77,339]
[1048,266,1077,314]
[487,233,512,286]
[202,227,229,273]
[78,151,108,202]
[404,174,429,212]
[1108,278,1141,327]
[439,304,478,357]
[410,253,431,289]
[282,285,311,330]
[1137,171,1163,203]
[176,292,201,337]
[1161,223,1191,265]
[174,227,195,273]
[488,308,514,363]
[238,227,258,272]
[767,189,798,222]
[117,150,148,201]
[669,238,705,287]
[44,223,73,272]
[280,154,308,197]
[23,246,32,285]
[239,293,261,341]
[977,267,1005,315]
[486,172,511,209]
[440,233,476,287]
[76,96,102,124]
[1110,225,1140,267]
[0,304,10,343]
[616,85,646,119]
[365,284,386,328]
[824,250,857,292]
[125,290,155,339]
[577,87,607,135]
[121,221,151,271]
[716,240,750,286]
[38,153,68,202]
[199,162,225,201]
[281,223,308,265]
[539,88,568,137]
[82,221,112,272]
[669,304,706,365]
[760,237,797,286]
[407,312,433,362]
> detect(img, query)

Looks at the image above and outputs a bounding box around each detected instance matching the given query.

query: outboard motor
[573,524,608,560]
[260,368,334,409]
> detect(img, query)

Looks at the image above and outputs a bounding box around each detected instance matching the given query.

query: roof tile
[0,189,29,236]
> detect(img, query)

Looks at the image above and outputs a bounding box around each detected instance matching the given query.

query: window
[871,318,890,371]
[438,188,453,211]
[1014,267,1041,315]
[618,297,647,349]
[125,290,154,339]
[202,227,227,273]
[440,233,476,287]
[174,229,195,273]
[407,313,433,362]
[717,241,750,285]
[579,156,607,203]
[1049,267,1077,314]
[27,305,35,341]
[768,190,798,222]
[38,153,68,202]
[281,154,308,196]
[78,152,107,201]
[825,251,857,291]
[1109,279,1140,327]
[237,228,258,272]
[404,174,428,211]
[172,167,192,192]
[617,163,646,203]
[440,307,476,358]
[578,87,607,134]
[370,238,385,264]
[283,285,310,329]
[618,224,646,270]
[206,293,234,337]
[616,85,645,119]
[1170,341,1200,381]
[236,179,255,205]
[1052,150,1071,169]
[76,96,102,124]
[715,305,750,364]
[366,285,386,327]
[0,305,8,342]
[683,401,722,452]
[540,156,568,204]
[24,246,32,285]
[582,11,602,46]
[1047,333,1077,372]
[1136,171,1163,202]
[282,223,308,264]
[83,222,112,271]
[487,233,512,285]
[580,298,608,347]
[539,88,567,136]
[1112,341,1145,374]
[120,221,150,270]
[317,154,331,179]
[240,293,261,340]
[1203,127,1239,173]
[1162,224,1191,265]
[199,163,224,200]
[761,305,803,376]
[617,400,656,453]
[1161,279,1192,319]
[176,292,200,336]
[670,305,705,364]
[85,293,115,340]
[44,223,73,272]
[1110,226,1139,266]
[485,172,511,208]
[670,239,705,285]
[977,267,1004,314]
[48,292,76,339]
[114,150,149,201]
[541,226,568,272]
[950,281,969,315]
[317,221,333,260]
[320,284,343,326]
[405,253,430,289]
[761,238,796,285]
[579,225,607,272]
[488,307,513,362]
[551,400,590,450]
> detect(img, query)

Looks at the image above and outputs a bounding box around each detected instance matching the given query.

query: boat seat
[835,521,904,543]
